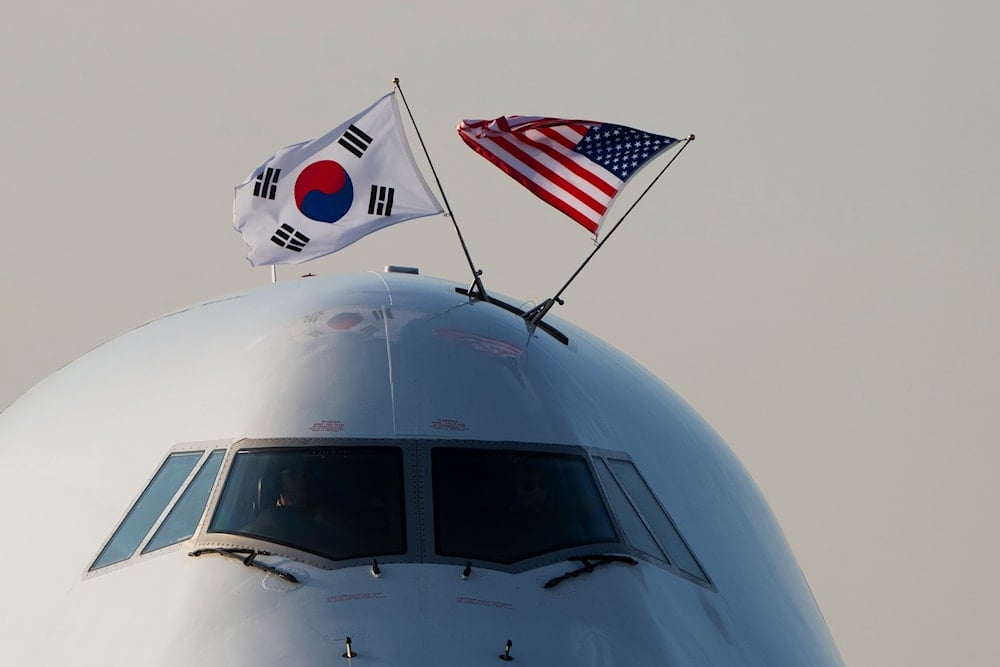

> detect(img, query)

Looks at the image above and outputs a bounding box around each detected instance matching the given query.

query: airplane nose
[164,559,703,665]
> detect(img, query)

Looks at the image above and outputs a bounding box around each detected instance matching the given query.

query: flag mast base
[467,270,486,301]
[523,297,563,326]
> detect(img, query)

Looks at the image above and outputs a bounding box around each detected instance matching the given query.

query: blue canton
[573,123,678,181]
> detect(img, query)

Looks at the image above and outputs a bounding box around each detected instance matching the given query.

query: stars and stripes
[458,116,678,235]
[433,328,522,359]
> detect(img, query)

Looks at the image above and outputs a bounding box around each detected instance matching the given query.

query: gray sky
[2,1,998,663]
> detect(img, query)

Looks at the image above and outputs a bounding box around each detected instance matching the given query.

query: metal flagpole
[271,266,276,284]
[525,134,696,326]
[392,78,488,301]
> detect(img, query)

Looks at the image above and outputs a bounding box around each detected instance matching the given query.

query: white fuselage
[0,271,841,665]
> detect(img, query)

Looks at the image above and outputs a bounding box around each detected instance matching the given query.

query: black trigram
[270,223,310,252]
[368,185,395,216]
[338,124,373,158]
[253,167,280,199]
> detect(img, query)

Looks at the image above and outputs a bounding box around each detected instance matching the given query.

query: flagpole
[271,266,277,284]
[525,134,696,326]
[392,78,488,301]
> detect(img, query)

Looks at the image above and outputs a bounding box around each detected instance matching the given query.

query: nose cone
[166,560,723,666]
[0,271,841,665]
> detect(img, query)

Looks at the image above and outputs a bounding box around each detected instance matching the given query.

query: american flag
[433,328,521,359]
[458,116,678,235]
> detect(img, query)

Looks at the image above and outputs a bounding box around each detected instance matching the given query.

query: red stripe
[488,135,607,217]
[534,125,588,150]
[517,178,600,233]
[459,132,599,233]
[518,131,617,198]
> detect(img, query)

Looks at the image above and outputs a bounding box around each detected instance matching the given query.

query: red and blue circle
[294,161,353,223]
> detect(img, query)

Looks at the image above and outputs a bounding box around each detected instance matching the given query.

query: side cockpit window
[594,459,668,560]
[432,448,618,564]
[142,450,226,553]
[90,448,224,571]
[207,446,406,562]
[596,457,708,584]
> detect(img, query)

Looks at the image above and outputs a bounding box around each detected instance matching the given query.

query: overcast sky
[2,1,998,663]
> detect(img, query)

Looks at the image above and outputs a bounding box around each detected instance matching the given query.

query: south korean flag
[234,92,442,266]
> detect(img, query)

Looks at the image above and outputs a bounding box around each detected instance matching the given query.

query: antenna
[393,78,488,301]
[523,134,696,326]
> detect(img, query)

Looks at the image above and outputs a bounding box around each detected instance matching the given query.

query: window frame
[92,437,712,590]
[587,447,713,588]
[421,440,624,573]
[142,448,227,555]
[84,441,229,578]
[195,438,422,571]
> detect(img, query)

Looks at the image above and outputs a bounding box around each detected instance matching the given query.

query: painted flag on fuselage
[458,116,678,235]
[235,92,442,266]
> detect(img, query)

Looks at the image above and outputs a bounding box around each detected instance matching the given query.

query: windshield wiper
[543,554,637,589]
[189,547,300,583]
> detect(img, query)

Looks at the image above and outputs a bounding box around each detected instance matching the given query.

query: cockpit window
[95,439,709,587]
[207,446,406,561]
[608,459,708,582]
[596,457,709,584]
[143,449,226,554]
[594,458,668,561]
[90,451,202,570]
[431,448,617,564]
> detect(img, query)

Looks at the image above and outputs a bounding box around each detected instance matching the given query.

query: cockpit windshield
[183,439,706,585]
[92,438,708,587]
[431,448,618,564]
[207,446,406,561]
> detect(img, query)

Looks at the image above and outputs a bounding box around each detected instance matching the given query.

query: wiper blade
[189,547,300,583]
[543,554,637,589]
